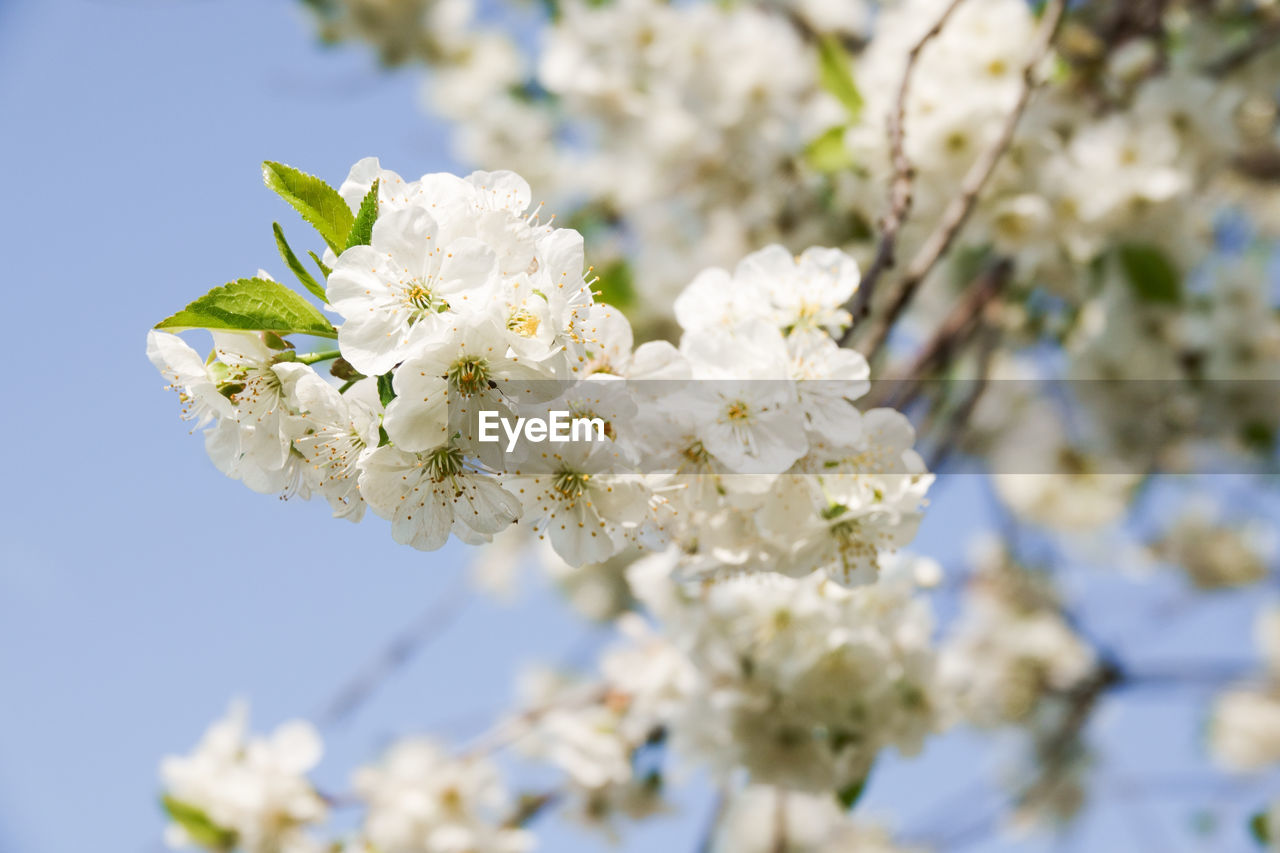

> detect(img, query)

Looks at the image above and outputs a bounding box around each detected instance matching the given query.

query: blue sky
[0,1,1274,851]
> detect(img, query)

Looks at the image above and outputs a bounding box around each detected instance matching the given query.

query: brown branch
[926,321,1002,470]
[922,661,1122,850]
[461,684,611,757]
[1233,147,1280,183]
[1018,663,1121,802]
[1092,0,1171,48]
[838,0,971,346]
[315,575,471,728]
[696,788,729,853]
[868,258,1012,411]
[857,0,1068,361]
[1206,18,1280,77]
[771,789,789,853]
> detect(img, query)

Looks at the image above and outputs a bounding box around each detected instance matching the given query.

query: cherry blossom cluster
[149,159,932,583]
[159,704,533,853]
[1210,605,1280,773]
[1147,498,1276,590]
[159,703,327,853]
[938,539,1099,729]
[508,553,942,814]
[147,155,946,848]
[155,559,943,850]
[147,0,1280,845]
[303,0,1280,521]
[710,785,924,853]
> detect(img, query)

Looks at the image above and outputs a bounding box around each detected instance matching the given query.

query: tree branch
[315,575,471,728]
[771,789,789,853]
[696,789,728,853]
[868,258,1012,411]
[839,0,971,346]
[1206,17,1280,77]
[856,0,1068,360]
[926,321,1002,471]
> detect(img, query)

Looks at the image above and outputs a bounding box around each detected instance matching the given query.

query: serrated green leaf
[346,179,380,250]
[817,36,863,121]
[595,260,636,311]
[156,278,337,338]
[161,796,237,851]
[309,250,333,280]
[263,161,355,254]
[805,125,854,173]
[1118,244,1182,305]
[377,372,397,408]
[274,223,327,303]
[1250,811,1271,845]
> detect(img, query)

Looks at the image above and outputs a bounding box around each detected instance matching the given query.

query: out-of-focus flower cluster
[160,703,327,853]
[510,553,941,814]
[938,540,1105,829]
[939,540,1099,729]
[711,785,924,853]
[1210,605,1280,773]
[160,706,534,853]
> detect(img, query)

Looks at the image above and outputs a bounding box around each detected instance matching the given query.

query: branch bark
[315,575,470,728]
[838,0,971,345]
[1206,18,1280,77]
[854,0,1068,360]
[869,258,1012,412]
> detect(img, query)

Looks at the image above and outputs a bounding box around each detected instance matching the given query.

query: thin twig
[771,789,789,853]
[868,258,1012,411]
[315,575,471,728]
[858,0,1068,360]
[926,661,1121,850]
[927,321,1002,470]
[1114,662,1256,690]
[839,0,971,346]
[696,788,729,853]
[459,684,611,757]
[1206,18,1280,77]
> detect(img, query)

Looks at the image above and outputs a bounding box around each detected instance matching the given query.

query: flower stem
[297,349,342,365]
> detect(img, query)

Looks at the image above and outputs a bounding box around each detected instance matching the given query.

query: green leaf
[1241,421,1277,453]
[156,278,338,338]
[805,126,854,173]
[817,36,863,121]
[952,245,995,288]
[836,777,869,810]
[1118,244,1182,305]
[262,331,294,351]
[309,250,333,280]
[161,796,237,851]
[594,260,636,311]
[377,372,397,407]
[1249,811,1271,845]
[274,223,328,302]
[262,161,354,254]
[345,179,380,250]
